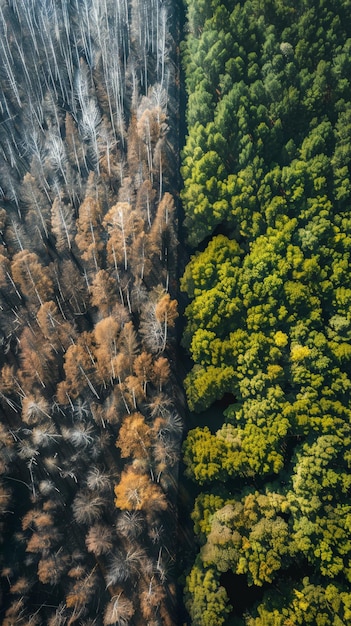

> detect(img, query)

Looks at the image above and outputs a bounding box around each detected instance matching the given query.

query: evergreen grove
[180,0,351,624]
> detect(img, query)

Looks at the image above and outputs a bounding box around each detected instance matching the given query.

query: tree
[118,321,139,366]
[90,269,118,318]
[21,393,51,425]
[185,558,231,626]
[11,250,53,307]
[288,431,351,579]
[80,98,102,173]
[21,172,50,240]
[94,315,120,384]
[56,331,98,402]
[104,593,134,625]
[97,117,118,179]
[19,326,56,391]
[57,259,89,316]
[85,524,114,556]
[191,492,226,542]
[116,510,145,539]
[114,466,167,512]
[75,183,103,270]
[133,351,154,393]
[65,567,98,619]
[139,290,178,353]
[65,111,87,176]
[140,578,166,621]
[103,201,143,274]
[38,554,68,585]
[152,356,170,392]
[0,0,180,622]
[201,493,291,586]
[135,179,156,228]
[72,491,106,525]
[116,412,152,460]
[149,192,178,278]
[246,578,351,625]
[181,234,242,300]
[36,300,74,351]
[184,364,236,413]
[51,196,76,251]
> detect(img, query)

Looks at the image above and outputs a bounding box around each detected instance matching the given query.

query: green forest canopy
[180,0,351,624]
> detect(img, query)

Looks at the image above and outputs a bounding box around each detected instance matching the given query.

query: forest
[0,0,183,624]
[180,0,351,624]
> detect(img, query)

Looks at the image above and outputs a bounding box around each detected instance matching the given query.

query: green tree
[185,557,231,626]
[183,426,227,484]
[201,492,291,586]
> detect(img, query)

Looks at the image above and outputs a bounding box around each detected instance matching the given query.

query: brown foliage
[68,565,86,579]
[130,230,153,281]
[103,592,134,625]
[30,511,53,529]
[100,389,123,424]
[11,250,53,306]
[112,354,130,385]
[155,293,178,327]
[114,466,167,512]
[90,270,118,317]
[75,183,103,268]
[126,113,143,175]
[38,554,68,585]
[9,577,32,595]
[0,252,10,287]
[135,179,156,227]
[95,316,120,348]
[0,421,14,449]
[0,483,12,513]
[139,291,178,353]
[103,202,143,272]
[118,321,139,363]
[85,523,114,556]
[137,106,166,146]
[116,413,152,459]
[147,392,173,417]
[133,351,153,392]
[57,331,97,401]
[140,579,166,621]
[153,356,171,392]
[94,316,120,383]
[66,567,98,611]
[36,300,74,351]
[124,374,145,406]
[19,326,56,391]
[58,259,88,315]
[3,598,40,626]
[149,192,177,265]
[26,531,55,554]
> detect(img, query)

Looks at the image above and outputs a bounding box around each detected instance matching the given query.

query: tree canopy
[181,0,351,623]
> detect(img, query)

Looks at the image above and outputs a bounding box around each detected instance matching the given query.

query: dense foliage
[181,0,351,623]
[0,1,182,624]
